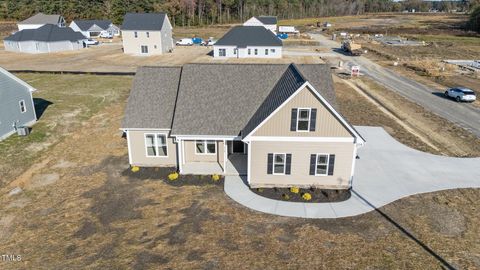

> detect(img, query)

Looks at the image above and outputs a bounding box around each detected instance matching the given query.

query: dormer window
[290,108,317,132]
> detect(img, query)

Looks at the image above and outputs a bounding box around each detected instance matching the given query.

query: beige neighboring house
[17,13,66,31]
[122,63,365,190]
[121,13,173,55]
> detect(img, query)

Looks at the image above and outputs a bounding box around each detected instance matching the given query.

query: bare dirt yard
[0,42,324,72]
[1,73,479,269]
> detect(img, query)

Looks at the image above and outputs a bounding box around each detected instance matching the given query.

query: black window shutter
[285,154,292,175]
[328,154,335,175]
[310,108,317,131]
[309,154,316,175]
[290,108,297,131]
[267,153,273,174]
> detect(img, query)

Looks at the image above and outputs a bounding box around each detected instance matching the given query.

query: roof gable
[242,64,306,137]
[121,13,167,31]
[215,26,282,47]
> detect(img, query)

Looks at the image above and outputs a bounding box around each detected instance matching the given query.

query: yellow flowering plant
[302,193,312,201]
[168,172,179,181]
[131,166,140,173]
[211,174,220,181]
[290,187,300,194]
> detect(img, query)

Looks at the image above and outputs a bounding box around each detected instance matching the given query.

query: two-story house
[121,13,174,55]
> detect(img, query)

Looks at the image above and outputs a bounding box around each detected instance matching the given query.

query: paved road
[224,126,480,218]
[307,33,480,137]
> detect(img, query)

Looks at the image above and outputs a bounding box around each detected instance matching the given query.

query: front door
[232,141,245,154]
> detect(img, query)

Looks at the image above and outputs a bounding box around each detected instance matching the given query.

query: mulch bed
[122,166,224,187]
[251,187,351,203]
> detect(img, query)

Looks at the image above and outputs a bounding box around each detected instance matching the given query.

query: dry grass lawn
[0,73,479,269]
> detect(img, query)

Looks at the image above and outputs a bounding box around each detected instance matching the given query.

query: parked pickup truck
[444,87,476,102]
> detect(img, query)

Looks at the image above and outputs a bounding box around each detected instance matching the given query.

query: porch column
[223,140,227,174]
[177,138,183,173]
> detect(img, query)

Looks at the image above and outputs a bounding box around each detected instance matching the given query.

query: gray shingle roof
[72,20,112,31]
[256,16,277,25]
[122,64,339,137]
[121,13,167,31]
[19,13,63,25]
[122,66,181,129]
[215,26,282,47]
[4,24,86,42]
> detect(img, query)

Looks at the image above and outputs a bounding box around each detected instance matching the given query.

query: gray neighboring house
[122,63,365,190]
[243,16,278,33]
[213,26,282,58]
[4,24,87,54]
[0,67,37,141]
[69,20,120,38]
[121,13,174,55]
[17,12,66,31]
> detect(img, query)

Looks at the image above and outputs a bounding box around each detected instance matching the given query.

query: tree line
[0,0,478,27]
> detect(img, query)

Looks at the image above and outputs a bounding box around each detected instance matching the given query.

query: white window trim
[315,153,329,176]
[195,140,217,155]
[19,100,26,113]
[296,107,311,132]
[272,153,286,175]
[144,133,169,158]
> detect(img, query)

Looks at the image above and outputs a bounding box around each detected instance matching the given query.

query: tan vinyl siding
[184,140,224,163]
[252,86,352,137]
[249,141,355,189]
[128,130,177,167]
[122,30,164,55]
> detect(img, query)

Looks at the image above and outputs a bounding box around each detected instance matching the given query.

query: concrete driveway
[224,126,480,218]
[308,33,480,137]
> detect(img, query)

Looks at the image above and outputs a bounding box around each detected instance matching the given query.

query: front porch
[178,138,248,176]
[182,154,247,176]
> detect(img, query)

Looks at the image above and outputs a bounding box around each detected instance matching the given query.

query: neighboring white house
[121,13,174,55]
[4,24,87,54]
[17,13,65,31]
[243,16,277,34]
[69,20,120,38]
[213,26,282,58]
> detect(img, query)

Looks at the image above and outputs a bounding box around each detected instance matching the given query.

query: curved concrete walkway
[224,126,480,218]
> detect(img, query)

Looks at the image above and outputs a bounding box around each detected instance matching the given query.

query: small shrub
[256,188,264,193]
[168,172,179,181]
[131,166,140,173]
[282,193,290,200]
[211,174,220,181]
[290,187,300,194]
[302,192,312,201]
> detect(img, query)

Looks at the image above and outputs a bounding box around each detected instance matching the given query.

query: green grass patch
[0,73,132,186]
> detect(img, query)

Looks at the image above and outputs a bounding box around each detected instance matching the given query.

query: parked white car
[444,87,476,102]
[84,39,99,46]
[204,38,217,46]
[99,31,113,39]
[176,38,193,46]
